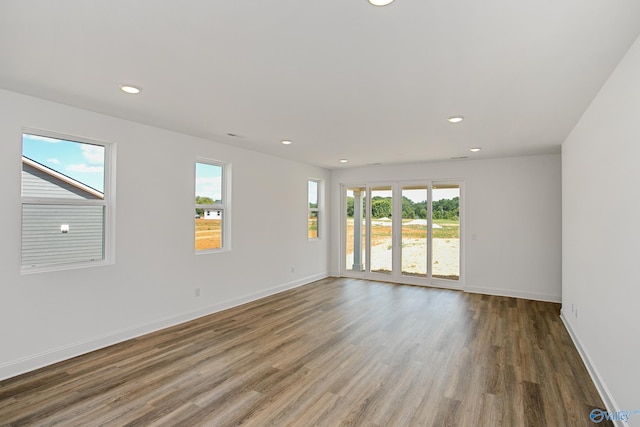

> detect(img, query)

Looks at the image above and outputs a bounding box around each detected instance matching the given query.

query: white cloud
[196,176,222,200]
[47,158,61,165]
[67,164,104,173]
[81,144,105,165]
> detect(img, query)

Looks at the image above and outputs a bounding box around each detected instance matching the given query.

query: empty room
[1,1,639,426]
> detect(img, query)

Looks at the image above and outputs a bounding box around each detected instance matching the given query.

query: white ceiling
[2,1,640,169]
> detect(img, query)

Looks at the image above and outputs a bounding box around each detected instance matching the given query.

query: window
[21,131,113,271]
[342,181,462,286]
[195,160,227,251]
[308,179,320,239]
[432,183,460,280]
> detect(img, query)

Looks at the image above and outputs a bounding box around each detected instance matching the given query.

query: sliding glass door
[342,182,462,288]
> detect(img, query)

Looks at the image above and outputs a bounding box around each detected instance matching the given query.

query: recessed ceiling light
[281,140,293,145]
[470,147,481,152]
[448,116,464,123]
[369,0,394,5]
[340,159,348,163]
[120,85,140,94]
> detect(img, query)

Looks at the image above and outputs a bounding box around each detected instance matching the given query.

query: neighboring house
[21,156,104,267]
[22,157,103,200]
[203,209,221,220]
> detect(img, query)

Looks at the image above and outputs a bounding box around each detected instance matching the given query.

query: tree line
[347,196,459,220]
[195,196,221,216]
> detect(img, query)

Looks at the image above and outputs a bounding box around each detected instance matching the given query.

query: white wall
[0,89,330,380]
[562,34,640,421]
[330,154,562,301]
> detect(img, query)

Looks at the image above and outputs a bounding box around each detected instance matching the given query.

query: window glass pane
[21,133,108,270]
[345,187,367,272]
[195,163,222,205]
[22,134,105,196]
[195,209,222,250]
[308,211,318,239]
[308,180,319,239]
[401,186,428,277]
[370,186,392,274]
[195,161,224,251]
[432,185,460,280]
[22,204,105,267]
[308,180,318,209]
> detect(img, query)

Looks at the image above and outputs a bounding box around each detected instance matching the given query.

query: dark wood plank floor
[0,278,611,426]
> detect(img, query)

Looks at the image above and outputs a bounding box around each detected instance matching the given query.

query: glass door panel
[401,186,428,277]
[345,187,367,272]
[432,184,460,280]
[342,181,462,287]
[369,186,393,275]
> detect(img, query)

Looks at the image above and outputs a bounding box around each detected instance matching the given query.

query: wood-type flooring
[0,278,612,426]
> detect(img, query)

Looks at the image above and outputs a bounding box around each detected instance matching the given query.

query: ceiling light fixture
[120,85,140,94]
[281,140,292,145]
[339,159,348,163]
[448,116,464,123]
[369,0,394,5]
[470,147,481,152]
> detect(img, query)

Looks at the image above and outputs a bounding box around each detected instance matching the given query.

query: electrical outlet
[195,288,201,297]
[291,267,295,273]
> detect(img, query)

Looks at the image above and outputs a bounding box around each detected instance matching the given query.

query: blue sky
[22,134,105,192]
[308,180,318,205]
[195,163,222,202]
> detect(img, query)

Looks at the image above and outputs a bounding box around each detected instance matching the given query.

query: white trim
[560,312,627,427]
[0,273,329,382]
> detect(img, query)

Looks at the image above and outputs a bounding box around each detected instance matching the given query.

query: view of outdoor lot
[308,215,318,239]
[345,185,460,280]
[195,218,221,250]
[345,218,460,279]
[195,186,460,280]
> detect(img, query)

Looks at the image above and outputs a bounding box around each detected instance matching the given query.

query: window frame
[308,178,321,240]
[20,129,115,273]
[195,158,230,253]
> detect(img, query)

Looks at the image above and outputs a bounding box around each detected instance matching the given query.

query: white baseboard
[560,311,627,427]
[0,273,329,382]
[464,285,561,303]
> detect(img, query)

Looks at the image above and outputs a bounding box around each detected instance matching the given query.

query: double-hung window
[308,179,320,239]
[195,159,228,251]
[21,131,114,271]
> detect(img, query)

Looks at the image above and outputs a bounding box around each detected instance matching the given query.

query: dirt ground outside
[345,218,460,279]
[195,218,221,250]
[196,217,459,279]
